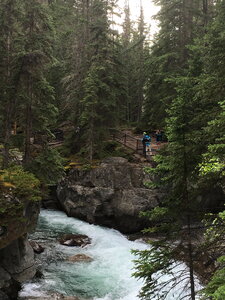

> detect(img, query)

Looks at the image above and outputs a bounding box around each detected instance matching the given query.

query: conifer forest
[1,1,225,300]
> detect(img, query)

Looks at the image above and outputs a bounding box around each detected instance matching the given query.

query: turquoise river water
[19,210,201,300]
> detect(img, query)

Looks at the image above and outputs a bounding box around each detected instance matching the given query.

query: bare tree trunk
[137,1,144,122]
[203,0,208,26]
[182,117,196,300]
[3,29,13,168]
[181,0,193,62]
[23,78,33,165]
[89,105,94,162]
[188,215,196,300]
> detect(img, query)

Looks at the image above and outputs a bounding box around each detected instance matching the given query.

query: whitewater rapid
[19,209,201,300]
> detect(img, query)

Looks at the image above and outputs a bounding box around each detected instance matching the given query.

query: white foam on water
[19,209,202,300]
[19,283,47,297]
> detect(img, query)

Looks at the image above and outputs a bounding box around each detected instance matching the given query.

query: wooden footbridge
[111,129,144,154]
[110,129,162,157]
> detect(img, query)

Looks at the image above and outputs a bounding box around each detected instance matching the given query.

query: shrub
[0,166,41,202]
[26,148,65,185]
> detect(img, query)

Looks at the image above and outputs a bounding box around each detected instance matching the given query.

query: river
[19,210,201,300]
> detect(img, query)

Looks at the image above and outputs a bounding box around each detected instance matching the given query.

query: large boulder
[59,234,91,247]
[29,241,45,254]
[57,157,161,233]
[67,254,93,263]
[19,294,81,300]
[0,290,9,300]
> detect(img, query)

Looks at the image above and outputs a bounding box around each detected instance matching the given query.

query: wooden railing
[110,129,144,155]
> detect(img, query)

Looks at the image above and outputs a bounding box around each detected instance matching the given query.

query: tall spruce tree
[196,5,225,295]
[142,0,213,129]
[121,0,132,122]
[48,0,77,116]
[0,0,22,167]
[79,0,117,160]
[120,0,148,124]
[142,0,186,129]
[63,0,119,159]
[133,1,219,299]
[134,75,204,299]
[17,0,56,164]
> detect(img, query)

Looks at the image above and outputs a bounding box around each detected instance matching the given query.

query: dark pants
[142,142,146,157]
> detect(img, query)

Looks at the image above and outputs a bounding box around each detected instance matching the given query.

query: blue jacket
[142,135,151,144]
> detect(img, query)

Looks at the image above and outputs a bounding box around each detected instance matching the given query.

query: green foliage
[1,166,41,205]
[80,163,92,171]
[133,246,176,300]
[199,155,225,177]
[202,211,225,299]
[197,99,225,189]
[203,256,225,300]
[133,238,195,300]
[133,45,208,299]
[26,148,65,185]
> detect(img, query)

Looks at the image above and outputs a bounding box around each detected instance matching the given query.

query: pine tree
[120,0,149,124]
[48,0,77,114]
[196,7,225,295]
[62,0,120,159]
[121,0,132,122]
[0,0,22,167]
[17,0,56,164]
[142,0,214,129]
[79,0,117,160]
[136,2,145,122]
[134,75,204,300]
[133,1,219,296]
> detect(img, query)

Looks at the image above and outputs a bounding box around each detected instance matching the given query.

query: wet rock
[57,157,162,233]
[0,290,9,300]
[0,199,40,250]
[0,191,40,299]
[42,185,62,210]
[29,241,45,254]
[0,278,20,299]
[19,293,81,300]
[59,234,91,247]
[34,269,43,279]
[0,237,36,283]
[0,267,11,289]
[67,254,93,263]
[63,297,81,300]
[63,297,80,300]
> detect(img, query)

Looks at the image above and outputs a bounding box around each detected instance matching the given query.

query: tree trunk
[202,0,209,27]
[188,215,196,300]
[89,106,94,162]
[182,114,196,300]
[3,28,13,168]
[23,78,33,165]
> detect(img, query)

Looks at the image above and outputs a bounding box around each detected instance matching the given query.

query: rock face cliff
[57,157,161,233]
[0,200,40,299]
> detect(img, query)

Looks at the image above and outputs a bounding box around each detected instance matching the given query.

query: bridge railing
[110,129,143,154]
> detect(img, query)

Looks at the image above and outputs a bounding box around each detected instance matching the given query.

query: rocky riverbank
[0,199,40,299]
[56,157,162,233]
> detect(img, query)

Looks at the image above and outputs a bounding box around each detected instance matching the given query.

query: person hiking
[142,132,151,156]
[156,129,162,144]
